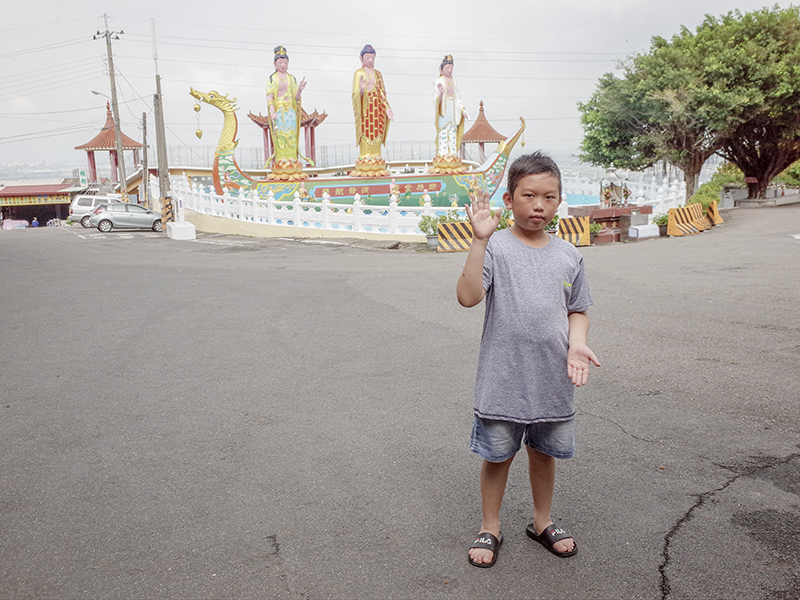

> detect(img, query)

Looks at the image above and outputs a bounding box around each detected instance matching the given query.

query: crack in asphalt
[579,408,660,443]
[658,475,737,600]
[659,451,800,600]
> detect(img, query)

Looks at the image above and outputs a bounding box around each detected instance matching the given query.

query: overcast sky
[1,0,795,177]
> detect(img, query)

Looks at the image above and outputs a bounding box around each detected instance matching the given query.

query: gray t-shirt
[475,229,593,423]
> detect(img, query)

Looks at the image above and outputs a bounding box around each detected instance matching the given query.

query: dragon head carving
[189,88,238,113]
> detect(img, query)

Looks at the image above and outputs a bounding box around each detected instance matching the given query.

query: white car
[69,194,123,228]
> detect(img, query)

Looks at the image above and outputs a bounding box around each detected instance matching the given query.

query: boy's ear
[502,191,513,209]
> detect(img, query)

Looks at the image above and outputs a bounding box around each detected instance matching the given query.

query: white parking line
[67,228,161,240]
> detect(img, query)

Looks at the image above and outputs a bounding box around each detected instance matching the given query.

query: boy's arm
[456,193,500,307]
[567,311,601,387]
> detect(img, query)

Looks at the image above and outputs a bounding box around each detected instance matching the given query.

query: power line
[0,18,95,34]
[0,73,104,103]
[120,15,648,45]
[0,37,88,60]
[0,124,93,144]
[0,57,99,85]
[121,35,624,64]
[2,65,101,94]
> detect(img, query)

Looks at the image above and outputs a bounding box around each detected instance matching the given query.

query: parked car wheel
[80,215,92,228]
[98,220,113,233]
[152,220,163,232]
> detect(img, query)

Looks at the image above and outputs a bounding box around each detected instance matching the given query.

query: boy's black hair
[506,151,562,198]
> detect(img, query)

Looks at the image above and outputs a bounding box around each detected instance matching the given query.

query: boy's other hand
[567,343,600,387]
[466,192,500,241]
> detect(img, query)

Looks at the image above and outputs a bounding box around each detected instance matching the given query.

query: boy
[456,152,600,568]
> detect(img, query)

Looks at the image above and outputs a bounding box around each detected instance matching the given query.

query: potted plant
[496,208,513,230]
[545,214,559,234]
[418,214,440,249]
[589,221,602,242]
[653,213,668,236]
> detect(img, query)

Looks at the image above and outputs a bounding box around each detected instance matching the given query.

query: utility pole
[141,112,149,209]
[95,14,127,201]
[151,18,172,224]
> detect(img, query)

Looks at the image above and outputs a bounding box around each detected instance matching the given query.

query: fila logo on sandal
[476,536,493,544]
[550,528,566,537]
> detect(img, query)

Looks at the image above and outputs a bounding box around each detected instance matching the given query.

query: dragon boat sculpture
[189,87,525,207]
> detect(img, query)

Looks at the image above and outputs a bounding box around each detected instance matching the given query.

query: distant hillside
[0,162,82,181]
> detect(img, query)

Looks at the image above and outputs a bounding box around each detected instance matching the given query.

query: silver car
[69,194,123,228]
[89,203,164,232]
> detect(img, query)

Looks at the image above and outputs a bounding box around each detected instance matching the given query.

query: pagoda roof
[248,108,328,129]
[462,101,507,143]
[74,102,142,151]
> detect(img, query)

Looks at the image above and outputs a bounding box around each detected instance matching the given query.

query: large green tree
[578,6,800,200]
[707,8,800,198]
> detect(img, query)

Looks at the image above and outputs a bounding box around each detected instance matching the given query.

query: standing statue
[430,54,469,174]
[351,44,393,177]
[266,45,310,180]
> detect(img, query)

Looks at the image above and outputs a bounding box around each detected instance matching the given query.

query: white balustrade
[169,175,463,236]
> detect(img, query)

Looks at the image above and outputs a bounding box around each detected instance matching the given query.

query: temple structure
[461,101,506,163]
[248,108,327,168]
[74,102,141,184]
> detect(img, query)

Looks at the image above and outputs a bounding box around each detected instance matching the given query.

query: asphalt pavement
[1,206,799,600]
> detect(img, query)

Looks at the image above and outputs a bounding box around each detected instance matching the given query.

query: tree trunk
[745,177,769,200]
[683,169,700,203]
[719,118,800,199]
[677,152,710,203]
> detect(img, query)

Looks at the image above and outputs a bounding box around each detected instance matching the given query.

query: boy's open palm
[567,343,600,387]
[466,193,500,240]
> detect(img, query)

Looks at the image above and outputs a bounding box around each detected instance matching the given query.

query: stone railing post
[388,197,398,233]
[248,188,258,221]
[293,190,302,227]
[267,189,275,224]
[321,191,331,229]
[222,191,232,218]
[353,194,363,232]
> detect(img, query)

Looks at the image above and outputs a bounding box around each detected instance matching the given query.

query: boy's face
[503,173,560,233]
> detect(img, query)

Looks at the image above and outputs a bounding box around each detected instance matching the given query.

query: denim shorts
[470,415,575,462]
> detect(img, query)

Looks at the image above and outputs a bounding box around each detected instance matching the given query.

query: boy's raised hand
[466,192,500,241]
[567,343,601,387]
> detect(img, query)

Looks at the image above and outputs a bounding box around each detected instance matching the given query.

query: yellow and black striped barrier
[437,221,473,252]
[161,197,174,230]
[667,207,701,237]
[688,203,712,230]
[436,215,589,251]
[557,216,590,247]
[707,200,724,225]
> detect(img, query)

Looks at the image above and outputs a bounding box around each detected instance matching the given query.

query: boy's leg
[469,456,514,565]
[526,445,575,554]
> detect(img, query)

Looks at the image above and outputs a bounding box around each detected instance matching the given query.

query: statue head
[440,54,454,76]
[274,45,289,72]
[360,44,376,68]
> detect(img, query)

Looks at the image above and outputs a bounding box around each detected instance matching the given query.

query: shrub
[418,214,439,236]
[418,209,467,236]
[775,161,800,186]
[688,162,743,212]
